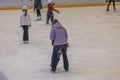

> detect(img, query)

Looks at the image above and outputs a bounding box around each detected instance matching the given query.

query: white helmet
[22,6,27,10]
[48,0,53,3]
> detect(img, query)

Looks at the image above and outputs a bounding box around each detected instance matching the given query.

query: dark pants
[46,12,54,23]
[51,44,69,71]
[107,0,116,10]
[22,25,29,41]
[36,9,41,17]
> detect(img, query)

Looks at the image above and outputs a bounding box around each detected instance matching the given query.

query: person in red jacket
[46,0,59,24]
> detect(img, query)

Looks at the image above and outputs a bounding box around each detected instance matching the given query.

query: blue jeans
[51,44,69,71]
[46,12,54,23]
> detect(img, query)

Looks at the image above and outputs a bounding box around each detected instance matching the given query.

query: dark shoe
[46,22,49,24]
[65,69,68,72]
[64,68,69,72]
[106,9,109,12]
[50,64,52,67]
[24,41,29,44]
[51,70,55,73]
[114,8,117,12]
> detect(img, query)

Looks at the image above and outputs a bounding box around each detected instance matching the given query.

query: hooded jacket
[20,12,31,26]
[34,0,43,10]
[50,22,68,46]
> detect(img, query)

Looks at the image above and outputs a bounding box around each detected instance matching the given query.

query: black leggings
[107,0,116,10]
[36,9,41,17]
[22,25,29,41]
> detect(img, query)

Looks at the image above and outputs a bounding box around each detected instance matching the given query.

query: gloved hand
[57,10,60,14]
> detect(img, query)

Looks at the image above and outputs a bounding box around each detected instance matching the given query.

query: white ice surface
[0,6,120,80]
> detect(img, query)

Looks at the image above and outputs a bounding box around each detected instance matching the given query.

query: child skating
[46,0,59,24]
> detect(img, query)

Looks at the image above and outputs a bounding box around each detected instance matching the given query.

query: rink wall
[0,0,106,9]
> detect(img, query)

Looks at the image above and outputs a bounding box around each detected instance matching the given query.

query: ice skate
[114,8,117,12]
[35,16,42,21]
[46,21,49,24]
[50,70,55,73]
[106,8,109,12]
[23,41,29,44]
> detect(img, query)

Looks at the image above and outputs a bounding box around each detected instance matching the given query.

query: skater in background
[106,0,116,11]
[46,0,59,24]
[20,6,31,44]
[34,0,43,21]
[50,19,69,72]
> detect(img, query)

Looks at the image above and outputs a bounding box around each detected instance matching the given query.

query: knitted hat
[22,6,27,10]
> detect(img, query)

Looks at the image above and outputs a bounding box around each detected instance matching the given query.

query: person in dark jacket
[106,0,116,11]
[50,19,69,73]
[34,0,43,21]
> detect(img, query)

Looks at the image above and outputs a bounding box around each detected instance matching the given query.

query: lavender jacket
[50,22,68,46]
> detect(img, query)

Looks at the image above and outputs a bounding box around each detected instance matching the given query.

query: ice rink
[0,6,120,80]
